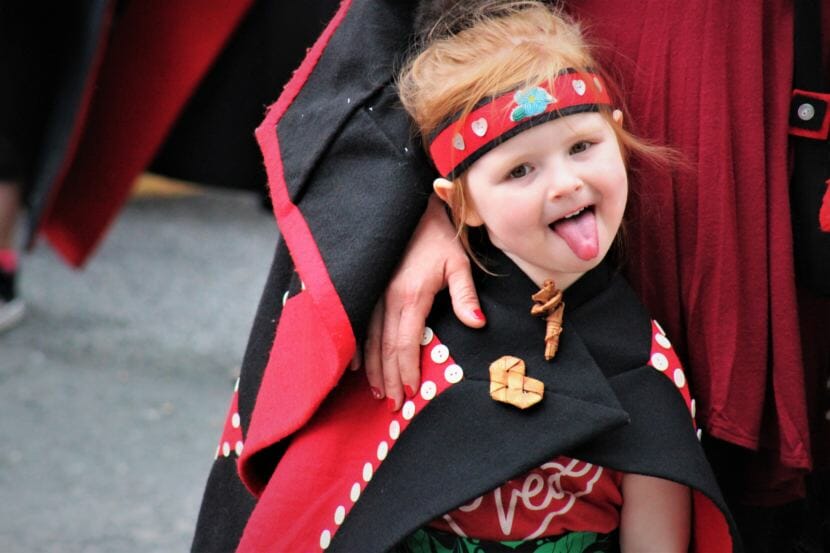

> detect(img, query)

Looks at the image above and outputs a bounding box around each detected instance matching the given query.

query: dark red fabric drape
[570,0,810,502]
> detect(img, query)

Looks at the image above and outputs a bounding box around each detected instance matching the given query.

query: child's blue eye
[570,141,591,155]
[508,164,532,179]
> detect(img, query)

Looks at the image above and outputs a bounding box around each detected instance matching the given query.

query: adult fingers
[394,291,434,400]
[364,299,386,401]
[380,292,405,411]
[446,255,485,328]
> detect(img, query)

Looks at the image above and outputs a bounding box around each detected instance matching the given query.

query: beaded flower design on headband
[428,69,612,179]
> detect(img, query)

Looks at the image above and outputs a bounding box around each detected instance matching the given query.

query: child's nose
[547,174,584,201]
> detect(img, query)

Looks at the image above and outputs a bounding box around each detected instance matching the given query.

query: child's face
[463,112,627,289]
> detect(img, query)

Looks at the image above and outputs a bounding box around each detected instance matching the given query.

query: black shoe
[0,268,25,333]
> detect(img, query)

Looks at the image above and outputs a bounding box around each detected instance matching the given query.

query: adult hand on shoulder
[362,194,485,410]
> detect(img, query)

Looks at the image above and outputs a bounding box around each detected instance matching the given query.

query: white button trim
[320,529,332,549]
[377,441,389,461]
[651,352,669,372]
[402,400,416,420]
[797,102,816,121]
[322,336,466,551]
[430,344,450,364]
[673,368,686,388]
[420,380,437,400]
[444,364,464,384]
[655,333,671,350]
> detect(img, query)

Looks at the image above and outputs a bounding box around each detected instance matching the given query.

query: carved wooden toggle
[489,355,544,409]
[531,279,564,360]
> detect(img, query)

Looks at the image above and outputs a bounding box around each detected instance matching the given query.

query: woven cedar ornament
[531,279,564,360]
[489,355,544,409]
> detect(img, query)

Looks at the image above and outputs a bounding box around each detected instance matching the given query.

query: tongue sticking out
[551,209,599,260]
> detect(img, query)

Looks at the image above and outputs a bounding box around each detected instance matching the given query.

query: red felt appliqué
[237,327,463,552]
[648,320,697,430]
[820,179,830,232]
[215,377,244,459]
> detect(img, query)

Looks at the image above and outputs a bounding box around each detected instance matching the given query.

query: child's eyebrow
[559,118,605,137]
[560,117,607,136]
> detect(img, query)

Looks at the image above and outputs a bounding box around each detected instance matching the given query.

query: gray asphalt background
[1,186,277,552]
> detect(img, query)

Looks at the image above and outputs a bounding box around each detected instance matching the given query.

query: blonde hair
[398,0,673,262]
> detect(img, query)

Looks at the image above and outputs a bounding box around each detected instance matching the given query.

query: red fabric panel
[38,0,253,267]
[821,181,830,232]
[238,0,356,498]
[570,0,811,497]
[238,326,459,552]
[237,291,347,495]
[215,377,243,460]
[648,320,697,429]
[691,490,733,553]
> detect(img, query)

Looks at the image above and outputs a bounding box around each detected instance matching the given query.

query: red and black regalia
[215,231,740,551]
[191,0,830,550]
[191,1,744,551]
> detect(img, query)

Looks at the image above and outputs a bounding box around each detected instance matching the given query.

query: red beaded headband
[427,70,612,179]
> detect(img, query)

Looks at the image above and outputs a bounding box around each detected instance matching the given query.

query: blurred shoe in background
[0,264,25,333]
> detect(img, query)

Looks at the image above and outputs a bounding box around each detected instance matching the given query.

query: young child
[228,3,740,552]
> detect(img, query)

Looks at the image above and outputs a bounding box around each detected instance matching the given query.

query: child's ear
[433,178,484,227]
[432,178,455,205]
[612,109,624,125]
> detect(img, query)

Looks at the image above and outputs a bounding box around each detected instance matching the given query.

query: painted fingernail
[404,385,415,399]
[472,308,486,321]
[370,387,383,400]
[387,398,397,412]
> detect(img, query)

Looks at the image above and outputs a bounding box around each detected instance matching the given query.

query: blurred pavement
[0,182,277,552]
